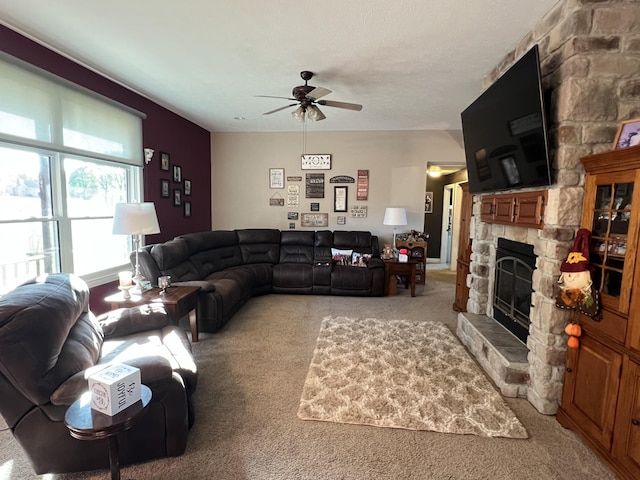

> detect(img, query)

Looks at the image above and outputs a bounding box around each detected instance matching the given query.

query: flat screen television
[461,44,552,194]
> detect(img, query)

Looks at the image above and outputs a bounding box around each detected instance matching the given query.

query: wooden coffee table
[65,385,152,480]
[383,259,420,297]
[105,286,200,341]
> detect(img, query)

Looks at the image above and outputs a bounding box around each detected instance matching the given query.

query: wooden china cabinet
[557,144,640,480]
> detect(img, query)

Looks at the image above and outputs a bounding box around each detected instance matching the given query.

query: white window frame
[0,53,145,289]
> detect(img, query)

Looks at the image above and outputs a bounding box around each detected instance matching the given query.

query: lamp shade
[112,202,160,235]
[383,207,407,226]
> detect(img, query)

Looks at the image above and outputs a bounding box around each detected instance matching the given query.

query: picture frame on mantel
[613,118,640,149]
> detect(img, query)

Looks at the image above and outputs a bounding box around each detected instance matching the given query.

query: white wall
[210,130,465,247]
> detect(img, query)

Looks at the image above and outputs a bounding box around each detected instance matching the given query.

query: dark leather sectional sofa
[136,229,385,333]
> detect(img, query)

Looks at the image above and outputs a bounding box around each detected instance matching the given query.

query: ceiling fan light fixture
[292,106,306,122]
[307,105,326,122]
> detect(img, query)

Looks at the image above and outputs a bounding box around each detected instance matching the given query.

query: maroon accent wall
[1,25,212,309]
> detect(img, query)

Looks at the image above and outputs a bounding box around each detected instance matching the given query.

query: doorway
[440,185,455,266]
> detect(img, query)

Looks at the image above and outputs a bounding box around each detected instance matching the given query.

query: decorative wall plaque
[330,175,355,183]
[287,212,299,220]
[350,205,368,217]
[287,184,300,207]
[310,202,320,211]
[301,154,331,170]
[287,176,302,181]
[357,169,369,201]
[301,213,329,227]
[305,173,325,198]
[337,216,346,225]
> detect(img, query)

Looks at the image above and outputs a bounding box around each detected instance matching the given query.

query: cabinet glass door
[589,181,636,314]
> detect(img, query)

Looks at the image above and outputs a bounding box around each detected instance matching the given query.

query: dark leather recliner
[0,273,197,475]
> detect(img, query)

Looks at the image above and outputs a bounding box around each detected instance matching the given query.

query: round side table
[64,384,152,480]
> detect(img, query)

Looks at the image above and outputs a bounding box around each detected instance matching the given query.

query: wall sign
[330,175,355,183]
[305,173,325,198]
[301,213,329,227]
[337,216,346,225]
[287,176,302,181]
[287,212,299,220]
[310,202,320,211]
[350,205,368,217]
[287,184,300,207]
[357,169,369,201]
[301,154,331,170]
[269,168,284,188]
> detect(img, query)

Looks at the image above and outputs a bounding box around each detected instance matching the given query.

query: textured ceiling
[0,0,559,133]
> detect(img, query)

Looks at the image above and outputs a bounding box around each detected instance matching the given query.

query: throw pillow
[331,248,353,265]
[352,252,373,267]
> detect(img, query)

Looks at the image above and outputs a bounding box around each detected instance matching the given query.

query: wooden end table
[105,286,200,341]
[383,259,420,297]
[64,385,152,480]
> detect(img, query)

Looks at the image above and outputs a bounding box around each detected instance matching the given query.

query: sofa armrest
[97,304,170,338]
[171,280,215,292]
[50,355,174,406]
[367,258,385,269]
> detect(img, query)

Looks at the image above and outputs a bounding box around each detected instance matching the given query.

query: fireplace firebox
[493,238,536,344]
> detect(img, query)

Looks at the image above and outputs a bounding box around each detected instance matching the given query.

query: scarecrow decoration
[555,228,601,348]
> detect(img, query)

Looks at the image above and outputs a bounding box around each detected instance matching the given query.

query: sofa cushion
[150,238,201,281]
[333,231,374,254]
[279,231,315,264]
[0,274,103,406]
[236,229,281,265]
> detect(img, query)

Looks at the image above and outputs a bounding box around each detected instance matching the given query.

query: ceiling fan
[257,71,363,122]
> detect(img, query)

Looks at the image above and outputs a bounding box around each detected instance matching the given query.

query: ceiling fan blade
[263,103,298,115]
[317,99,363,111]
[307,87,332,101]
[256,95,297,101]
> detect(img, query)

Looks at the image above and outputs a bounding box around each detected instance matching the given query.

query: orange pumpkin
[567,335,580,349]
[564,322,582,337]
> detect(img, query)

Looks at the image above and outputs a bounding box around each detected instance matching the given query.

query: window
[0,55,144,293]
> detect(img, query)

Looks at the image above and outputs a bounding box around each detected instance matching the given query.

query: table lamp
[112,202,160,293]
[383,207,408,248]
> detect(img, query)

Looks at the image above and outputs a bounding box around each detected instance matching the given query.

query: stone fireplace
[455,0,639,415]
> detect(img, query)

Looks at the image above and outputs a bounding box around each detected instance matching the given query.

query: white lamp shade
[383,207,407,226]
[112,202,160,235]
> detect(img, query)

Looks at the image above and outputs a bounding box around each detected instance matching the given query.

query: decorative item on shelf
[613,118,640,150]
[383,207,407,251]
[143,148,154,164]
[112,202,160,294]
[158,275,171,294]
[117,270,133,299]
[381,244,395,260]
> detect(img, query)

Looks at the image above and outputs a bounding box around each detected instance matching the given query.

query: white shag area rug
[298,316,528,438]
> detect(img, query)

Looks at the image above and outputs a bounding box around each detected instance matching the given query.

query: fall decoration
[555,228,600,319]
[564,322,582,337]
[567,335,580,349]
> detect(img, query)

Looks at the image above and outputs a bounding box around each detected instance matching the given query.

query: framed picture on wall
[173,165,182,183]
[160,152,170,171]
[425,192,433,214]
[184,179,191,196]
[173,189,182,206]
[184,201,191,218]
[160,179,170,198]
[334,186,348,212]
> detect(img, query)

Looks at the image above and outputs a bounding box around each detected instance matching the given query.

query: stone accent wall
[466,0,640,414]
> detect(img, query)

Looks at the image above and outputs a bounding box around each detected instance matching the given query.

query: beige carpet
[0,279,617,479]
[298,316,528,438]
